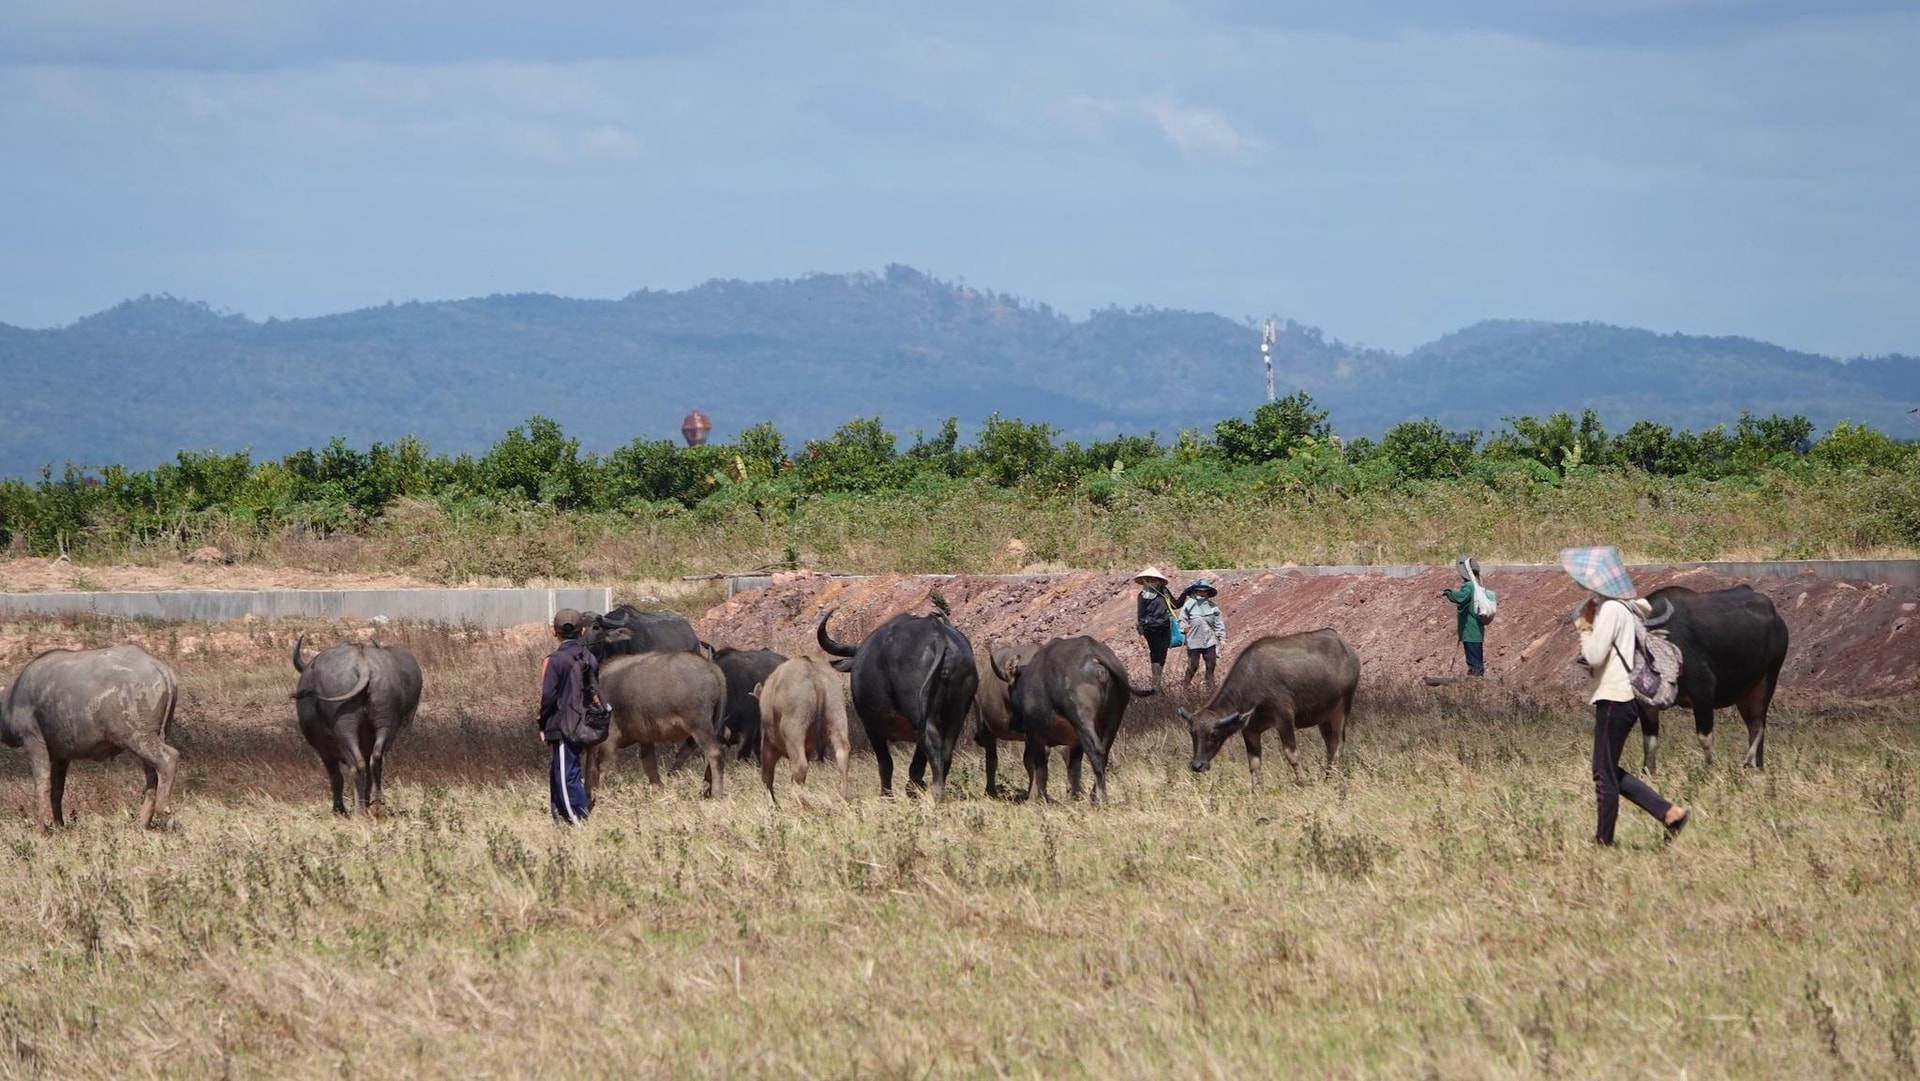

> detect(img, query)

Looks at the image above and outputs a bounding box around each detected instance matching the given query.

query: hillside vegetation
[3,396,1915,582]
[3,265,1917,478]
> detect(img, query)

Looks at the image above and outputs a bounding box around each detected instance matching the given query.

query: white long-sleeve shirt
[1579,597,1651,704]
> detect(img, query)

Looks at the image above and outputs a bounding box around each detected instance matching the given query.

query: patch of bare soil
[698,567,1920,697]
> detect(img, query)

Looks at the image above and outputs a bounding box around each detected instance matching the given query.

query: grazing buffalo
[713,647,786,761]
[591,651,728,797]
[972,643,1041,798]
[996,636,1152,803]
[292,635,423,817]
[817,608,979,799]
[580,606,702,661]
[1640,585,1790,772]
[1183,629,1360,784]
[755,656,852,801]
[1,645,180,829]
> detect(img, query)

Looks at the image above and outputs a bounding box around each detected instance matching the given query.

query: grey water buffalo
[1183,629,1360,784]
[996,636,1153,803]
[580,606,702,661]
[292,635,423,817]
[590,650,728,797]
[755,656,852,801]
[1,645,180,829]
[817,608,978,799]
[713,647,786,761]
[1639,585,1790,772]
[972,643,1041,798]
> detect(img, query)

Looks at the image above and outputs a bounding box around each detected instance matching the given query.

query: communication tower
[1260,319,1277,403]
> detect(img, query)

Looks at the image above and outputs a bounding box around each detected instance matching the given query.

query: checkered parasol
[1557,545,1637,599]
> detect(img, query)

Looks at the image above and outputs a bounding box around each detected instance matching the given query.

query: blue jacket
[538,639,600,742]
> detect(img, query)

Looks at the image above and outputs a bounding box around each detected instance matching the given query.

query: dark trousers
[1462,640,1484,676]
[1592,700,1673,845]
[1183,646,1217,683]
[1142,627,1171,665]
[549,739,593,825]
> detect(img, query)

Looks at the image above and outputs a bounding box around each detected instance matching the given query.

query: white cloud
[1140,97,1258,158]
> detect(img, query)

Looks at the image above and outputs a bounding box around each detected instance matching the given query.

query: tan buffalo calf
[756,656,851,802]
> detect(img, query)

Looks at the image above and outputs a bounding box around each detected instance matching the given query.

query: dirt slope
[699,566,1920,697]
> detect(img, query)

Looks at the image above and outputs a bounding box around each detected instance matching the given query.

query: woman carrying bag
[1560,546,1690,846]
[1133,567,1180,691]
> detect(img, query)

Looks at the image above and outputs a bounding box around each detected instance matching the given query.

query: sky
[2,0,1917,357]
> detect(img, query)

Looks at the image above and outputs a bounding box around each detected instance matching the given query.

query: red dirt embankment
[699,567,1920,697]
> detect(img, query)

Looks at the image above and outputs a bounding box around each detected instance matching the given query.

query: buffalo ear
[989,650,1021,683]
[830,658,855,674]
[1177,708,1192,722]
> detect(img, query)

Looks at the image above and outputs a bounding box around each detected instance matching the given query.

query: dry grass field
[0,620,1915,1079]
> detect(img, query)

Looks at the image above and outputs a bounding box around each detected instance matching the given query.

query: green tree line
[3,396,1915,557]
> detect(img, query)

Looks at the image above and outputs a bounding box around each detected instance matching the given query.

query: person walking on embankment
[1561,546,1690,846]
[1440,557,1489,676]
[1178,579,1225,689]
[1133,567,1179,691]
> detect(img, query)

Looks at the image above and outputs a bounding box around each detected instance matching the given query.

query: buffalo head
[1181,706,1247,772]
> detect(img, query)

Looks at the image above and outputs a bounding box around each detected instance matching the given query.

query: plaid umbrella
[1558,546,1637,599]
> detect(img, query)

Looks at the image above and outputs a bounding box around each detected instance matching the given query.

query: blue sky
[3,1,1916,356]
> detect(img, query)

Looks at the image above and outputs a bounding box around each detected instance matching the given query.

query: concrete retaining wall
[0,587,613,629]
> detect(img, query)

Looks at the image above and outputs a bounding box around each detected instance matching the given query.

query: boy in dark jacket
[537,608,602,824]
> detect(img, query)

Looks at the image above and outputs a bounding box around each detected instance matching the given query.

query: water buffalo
[817,608,979,799]
[972,643,1041,798]
[1,644,180,829]
[996,636,1153,803]
[1183,629,1360,784]
[1640,585,1790,772]
[713,647,786,761]
[755,656,852,802]
[590,650,728,797]
[292,635,423,817]
[580,606,701,661]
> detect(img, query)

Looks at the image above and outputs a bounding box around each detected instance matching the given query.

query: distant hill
[1,265,1914,477]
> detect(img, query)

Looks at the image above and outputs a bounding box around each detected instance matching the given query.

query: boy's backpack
[1471,582,1498,622]
[1611,604,1683,710]
[1464,564,1498,622]
[558,647,613,746]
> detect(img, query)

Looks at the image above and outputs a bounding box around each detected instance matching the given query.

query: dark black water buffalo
[292,635,424,817]
[580,606,701,661]
[972,643,1041,798]
[1,644,180,829]
[713,647,786,761]
[1183,629,1360,784]
[995,636,1153,803]
[818,608,978,800]
[1640,584,1789,772]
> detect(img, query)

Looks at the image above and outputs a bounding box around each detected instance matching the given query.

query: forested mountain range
[2,264,1914,477]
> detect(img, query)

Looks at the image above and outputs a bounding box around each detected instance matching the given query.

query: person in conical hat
[1559,546,1690,846]
[1131,566,1177,691]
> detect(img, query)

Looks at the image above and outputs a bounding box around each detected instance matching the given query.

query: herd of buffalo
[0,582,1790,828]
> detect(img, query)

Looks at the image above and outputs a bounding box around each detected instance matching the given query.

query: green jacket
[1444,582,1484,643]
